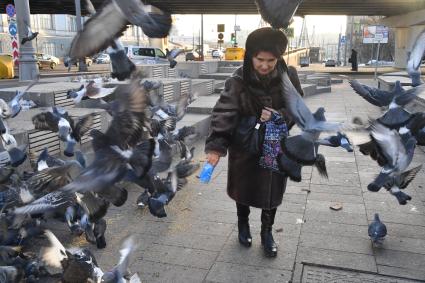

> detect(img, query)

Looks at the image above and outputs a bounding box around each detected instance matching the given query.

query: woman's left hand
[260,107,276,122]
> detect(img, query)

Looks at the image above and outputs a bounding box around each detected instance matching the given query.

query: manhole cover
[302,264,421,283]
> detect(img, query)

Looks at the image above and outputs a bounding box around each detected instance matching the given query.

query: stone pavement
[52,79,425,282]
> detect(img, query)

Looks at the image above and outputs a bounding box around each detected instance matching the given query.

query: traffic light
[230,33,236,44]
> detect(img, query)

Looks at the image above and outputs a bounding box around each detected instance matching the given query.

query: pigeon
[349,80,424,129]
[277,151,302,182]
[317,132,353,152]
[107,39,136,81]
[101,235,137,282]
[143,80,162,92]
[407,28,425,87]
[382,165,422,205]
[0,80,38,119]
[0,121,28,168]
[32,108,95,157]
[20,20,39,45]
[68,0,172,60]
[165,48,185,68]
[367,123,418,204]
[368,213,387,245]
[67,81,116,104]
[255,0,304,29]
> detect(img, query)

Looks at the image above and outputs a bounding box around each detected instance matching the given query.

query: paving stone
[309,184,362,196]
[299,232,373,255]
[153,231,228,252]
[306,199,366,214]
[379,236,425,255]
[375,249,425,271]
[366,210,425,227]
[307,192,364,203]
[304,210,368,226]
[296,246,377,273]
[142,244,218,269]
[301,221,369,239]
[205,262,292,283]
[378,265,425,282]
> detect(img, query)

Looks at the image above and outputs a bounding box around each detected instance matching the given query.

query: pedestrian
[349,49,358,71]
[204,27,303,257]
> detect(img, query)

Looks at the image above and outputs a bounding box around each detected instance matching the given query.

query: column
[14,0,39,81]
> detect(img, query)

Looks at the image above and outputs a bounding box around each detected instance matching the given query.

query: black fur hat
[243,27,288,81]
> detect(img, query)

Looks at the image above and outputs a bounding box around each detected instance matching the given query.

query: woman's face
[252,51,278,76]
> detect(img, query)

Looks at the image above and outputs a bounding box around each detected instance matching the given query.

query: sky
[172,14,347,44]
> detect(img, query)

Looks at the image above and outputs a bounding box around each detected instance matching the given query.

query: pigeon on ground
[255,0,304,29]
[407,28,425,87]
[20,20,39,45]
[68,0,172,60]
[368,213,387,245]
[318,132,353,152]
[165,48,185,68]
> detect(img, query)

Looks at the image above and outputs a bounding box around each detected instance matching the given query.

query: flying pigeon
[0,80,38,119]
[107,39,136,81]
[255,0,304,29]
[20,20,39,45]
[318,132,353,152]
[368,213,387,246]
[407,28,425,87]
[67,81,116,104]
[165,48,185,68]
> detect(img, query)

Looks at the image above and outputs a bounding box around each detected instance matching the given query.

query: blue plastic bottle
[199,161,215,184]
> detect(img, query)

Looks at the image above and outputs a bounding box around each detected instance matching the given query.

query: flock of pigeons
[0,0,202,282]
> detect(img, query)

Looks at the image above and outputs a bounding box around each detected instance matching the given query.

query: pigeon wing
[349,80,391,107]
[407,29,425,73]
[69,2,128,59]
[41,230,68,269]
[397,164,423,189]
[255,0,303,29]
[371,123,405,168]
[32,112,60,132]
[73,114,95,141]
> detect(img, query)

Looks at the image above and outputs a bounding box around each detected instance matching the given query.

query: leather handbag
[233,116,265,156]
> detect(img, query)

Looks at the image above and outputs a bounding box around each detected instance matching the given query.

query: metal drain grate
[163,83,174,103]
[28,130,60,163]
[54,92,74,107]
[152,66,164,78]
[180,81,190,98]
[200,63,208,74]
[167,67,177,78]
[206,81,214,95]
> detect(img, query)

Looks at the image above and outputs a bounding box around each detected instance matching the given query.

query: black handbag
[233,116,265,155]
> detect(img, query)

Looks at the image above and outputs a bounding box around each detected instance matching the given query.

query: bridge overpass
[1,0,425,16]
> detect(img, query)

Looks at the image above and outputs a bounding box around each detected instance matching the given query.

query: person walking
[204,27,303,257]
[349,49,358,71]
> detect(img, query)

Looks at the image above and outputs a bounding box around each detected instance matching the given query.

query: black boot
[261,209,278,257]
[236,203,252,247]
[238,217,252,247]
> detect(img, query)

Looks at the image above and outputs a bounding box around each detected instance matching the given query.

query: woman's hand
[260,107,276,122]
[206,151,221,166]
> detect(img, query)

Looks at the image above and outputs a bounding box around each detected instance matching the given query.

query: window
[67,15,77,32]
[39,15,53,30]
[136,48,155,57]
[42,42,56,56]
[155,49,166,58]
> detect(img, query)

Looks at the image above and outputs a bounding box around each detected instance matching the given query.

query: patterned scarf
[259,112,288,172]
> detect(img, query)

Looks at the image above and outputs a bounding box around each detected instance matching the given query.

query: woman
[204,27,303,257]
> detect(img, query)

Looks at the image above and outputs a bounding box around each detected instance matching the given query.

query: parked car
[325,59,336,67]
[95,53,110,64]
[66,57,93,67]
[300,56,310,67]
[36,53,60,69]
[211,49,224,59]
[185,51,201,61]
[124,45,168,64]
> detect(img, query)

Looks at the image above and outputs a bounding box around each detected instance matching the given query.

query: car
[325,59,336,67]
[300,56,310,67]
[185,51,201,61]
[36,53,60,69]
[124,45,168,64]
[211,49,224,59]
[95,54,110,64]
[66,57,93,67]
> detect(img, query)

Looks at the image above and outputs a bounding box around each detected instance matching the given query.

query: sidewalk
[83,80,425,282]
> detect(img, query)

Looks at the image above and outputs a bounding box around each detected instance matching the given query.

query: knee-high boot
[236,203,252,247]
[261,208,277,257]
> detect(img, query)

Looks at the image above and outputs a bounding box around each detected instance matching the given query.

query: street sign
[217,24,225,33]
[6,4,15,17]
[11,37,19,64]
[234,25,241,32]
[11,40,18,49]
[8,22,17,36]
[217,39,224,44]
[218,33,224,40]
[340,35,346,44]
[363,25,389,44]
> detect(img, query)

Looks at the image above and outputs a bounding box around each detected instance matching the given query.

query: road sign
[217,24,225,33]
[340,35,346,44]
[217,39,224,44]
[234,25,241,32]
[6,4,15,17]
[11,40,18,49]
[8,22,17,36]
[11,36,19,65]
[218,33,224,40]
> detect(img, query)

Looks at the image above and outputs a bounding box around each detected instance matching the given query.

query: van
[124,46,168,64]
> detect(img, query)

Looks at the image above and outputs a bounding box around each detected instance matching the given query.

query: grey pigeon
[165,48,185,68]
[107,39,136,81]
[20,20,39,45]
[368,213,387,245]
[407,28,425,87]
[255,0,303,29]
[2,80,37,119]
[318,132,353,152]
[382,165,422,205]
[68,0,172,60]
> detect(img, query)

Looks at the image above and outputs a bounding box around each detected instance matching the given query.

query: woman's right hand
[206,151,221,166]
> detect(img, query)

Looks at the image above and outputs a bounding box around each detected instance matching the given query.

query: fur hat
[243,27,288,81]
